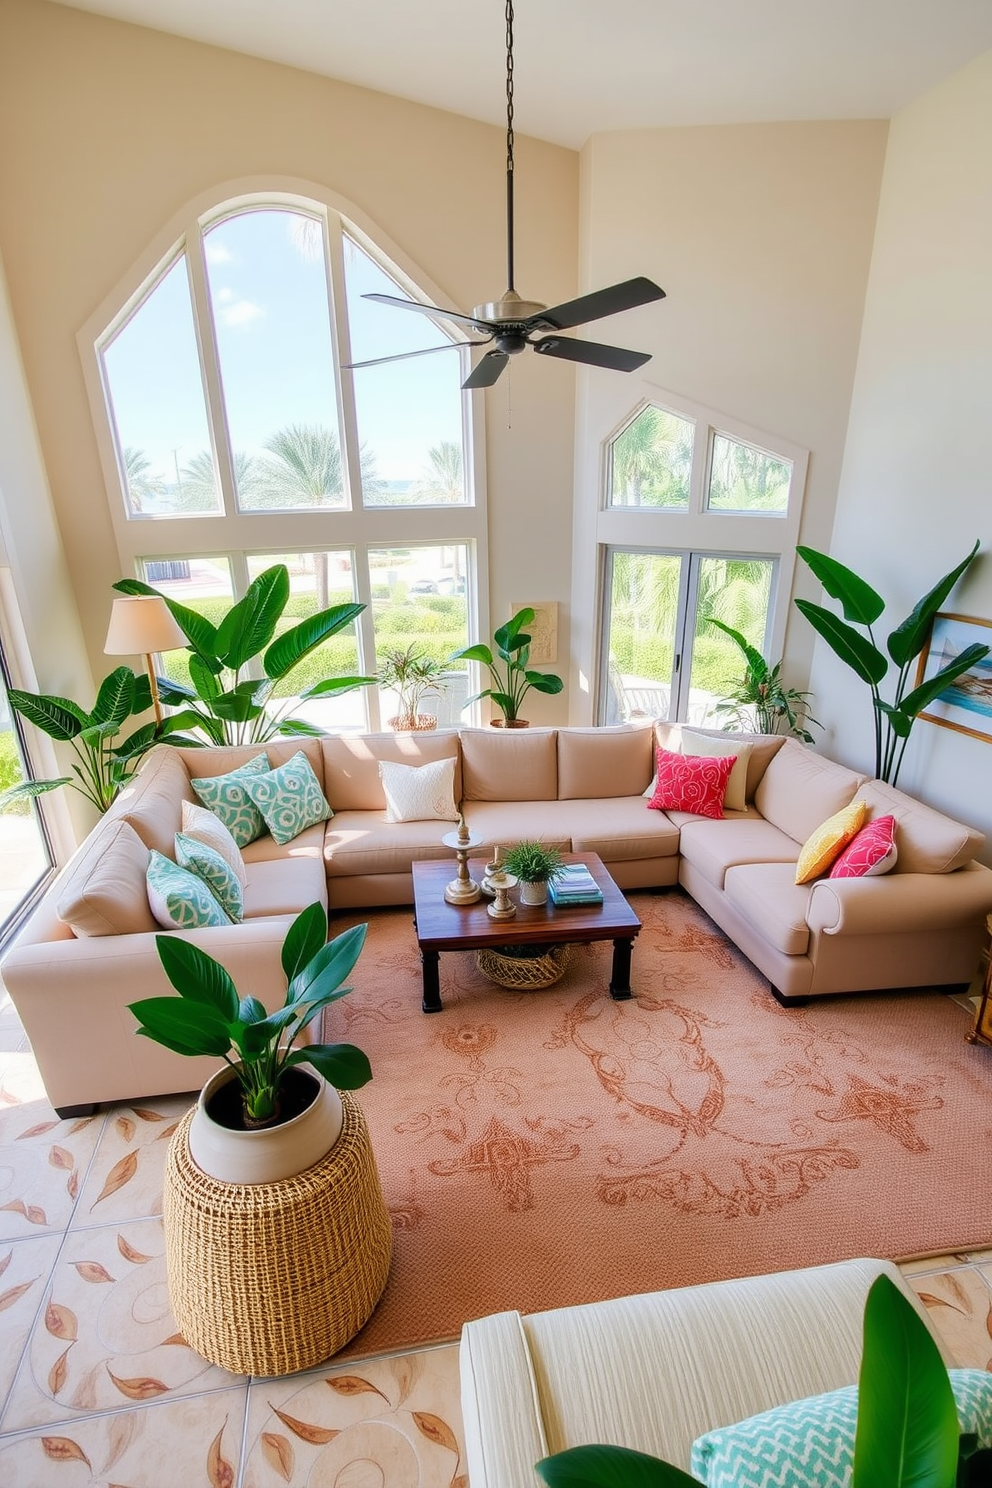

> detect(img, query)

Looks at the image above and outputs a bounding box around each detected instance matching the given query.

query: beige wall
[0,0,578,723]
[569,120,888,720]
[811,50,992,854]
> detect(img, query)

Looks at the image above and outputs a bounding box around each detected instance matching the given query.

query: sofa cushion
[557,726,653,800]
[56,819,156,938]
[379,756,459,823]
[241,751,332,844]
[460,728,557,802]
[723,863,812,955]
[655,722,786,801]
[241,822,326,865]
[795,801,867,885]
[829,814,898,879]
[754,740,865,845]
[190,754,270,847]
[567,796,681,863]
[648,748,737,820]
[678,819,801,890]
[180,800,248,886]
[321,730,462,812]
[854,780,984,874]
[119,746,195,858]
[243,856,328,917]
[174,832,244,922]
[323,813,455,878]
[146,850,231,929]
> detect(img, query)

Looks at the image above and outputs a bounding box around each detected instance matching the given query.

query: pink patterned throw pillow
[647,747,737,820]
[828,814,898,878]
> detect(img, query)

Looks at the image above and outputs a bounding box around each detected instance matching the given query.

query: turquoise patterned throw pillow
[241,751,332,846]
[146,850,232,930]
[690,1368,992,1488]
[174,832,244,923]
[190,754,269,848]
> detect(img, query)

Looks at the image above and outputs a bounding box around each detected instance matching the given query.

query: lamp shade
[105,595,186,655]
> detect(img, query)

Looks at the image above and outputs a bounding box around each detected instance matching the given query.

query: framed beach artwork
[916,612,992,743]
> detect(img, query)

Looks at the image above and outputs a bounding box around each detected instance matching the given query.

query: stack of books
[549,863,603,906]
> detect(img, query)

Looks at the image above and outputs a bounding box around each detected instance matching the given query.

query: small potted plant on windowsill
[378,644,448,731]
[502,840,566,906]
[451,607,563,726]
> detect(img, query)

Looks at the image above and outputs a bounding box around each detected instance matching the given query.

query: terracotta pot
[490,718,530,728]
[387,714,438,732]
[519,880,548,906]
[188,1063,344,1184]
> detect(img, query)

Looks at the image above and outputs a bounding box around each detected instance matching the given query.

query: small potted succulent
[378,644,448,731]
[129,904,371,1183]
[502,840,566,906]
[451,607,563,726]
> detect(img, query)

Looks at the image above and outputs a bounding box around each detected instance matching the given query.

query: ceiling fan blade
[363,292,486,332]
[531,277,666,331]
[532,336,651,373]
[344,339,491,372]
[462,350,510,389]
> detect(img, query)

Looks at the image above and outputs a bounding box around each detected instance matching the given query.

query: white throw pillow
[680,729,753,813]
[181,800,248,886]
[378,756,459,823]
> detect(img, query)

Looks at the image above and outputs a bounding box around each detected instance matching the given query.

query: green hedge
[0,730,31,814]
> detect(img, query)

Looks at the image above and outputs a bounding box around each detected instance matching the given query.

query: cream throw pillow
[181,800,248,886]
[378,757,459,823]
[681,730,753,813]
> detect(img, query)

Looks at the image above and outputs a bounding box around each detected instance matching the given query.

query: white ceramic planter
[188,1063,344,1184]
[519,880,548,906]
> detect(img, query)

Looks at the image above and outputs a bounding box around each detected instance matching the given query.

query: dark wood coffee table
[411,852,641,1012]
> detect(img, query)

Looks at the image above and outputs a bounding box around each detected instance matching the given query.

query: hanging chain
[505,0,514,178]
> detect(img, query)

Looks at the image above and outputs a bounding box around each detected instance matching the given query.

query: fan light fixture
[349,0,665,390]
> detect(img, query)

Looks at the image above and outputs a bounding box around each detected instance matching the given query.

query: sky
[101,208,465,493]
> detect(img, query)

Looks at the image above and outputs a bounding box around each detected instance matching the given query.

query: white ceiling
[54,0,992,148]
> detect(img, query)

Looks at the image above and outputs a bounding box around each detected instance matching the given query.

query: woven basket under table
[163,1091,392,1376]
[476,943,572,990]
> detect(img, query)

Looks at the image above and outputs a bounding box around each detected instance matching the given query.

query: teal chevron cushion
[190,754,270,847]
[145,850,232,930]
[690,1369,992,1488]
[241,750,331,845]
[174,832,244,923]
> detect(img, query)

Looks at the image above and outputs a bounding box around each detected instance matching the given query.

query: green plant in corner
[502,840,566,885]
[378,643,449,729]
[707,619,820,743]
[794,542,988,786]
[0,666,179,815]
[451,607,563,724]
[129,904,371,1126]
[535,1275,991,1488]
[113,564,376,746]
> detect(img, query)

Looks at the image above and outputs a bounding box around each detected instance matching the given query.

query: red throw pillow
[647,747,737,820]
[828,814,898,878]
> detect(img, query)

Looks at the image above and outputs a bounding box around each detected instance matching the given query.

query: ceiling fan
[350,0,666,391]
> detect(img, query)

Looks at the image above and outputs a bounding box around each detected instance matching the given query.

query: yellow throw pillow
[794,800,867,885]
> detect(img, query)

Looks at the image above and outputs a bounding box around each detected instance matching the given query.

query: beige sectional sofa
[3,723,990,1115]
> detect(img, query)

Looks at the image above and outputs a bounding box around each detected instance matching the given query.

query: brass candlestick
[487,869,518,921]
[441,813,483,905]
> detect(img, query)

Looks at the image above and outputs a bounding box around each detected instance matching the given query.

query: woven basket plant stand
[163,1090,392,1376]
[476,943,572,990]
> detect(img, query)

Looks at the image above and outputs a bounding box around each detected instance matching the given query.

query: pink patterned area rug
[325,890,991,1358]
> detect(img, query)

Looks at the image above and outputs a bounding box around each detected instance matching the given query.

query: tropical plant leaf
[215,565,289,669]
[796,547,886,626]
[537,1444,699,1488]
[274,717,326,737]
[263,603,365,679]
[286,1043,372,1089]
[89,667,136,729]
[300,675,377,699]
[0,778,71,811]
[6,690,86,740]
[874,699,913,738]
[887,540,981,667]
[240,1003,299,1054]
[794,601,888,685]
[238,996,266,1024]
[153,936,240,1018]
[450,643,495,667]
[852,1274,958,1488]
[281,902,328,985]
[128,998,232,1058]
[189,654,223,702]
[706,618,770,680]
[524,670,564,695]
[78,722,121,749]
[899,642,990,718]
[286,923,368,1007]
[156,677,198,703]
[210,689,265,723]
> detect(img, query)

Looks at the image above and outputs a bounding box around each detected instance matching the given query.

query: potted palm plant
[129,904,371,1183]
[502,840,566,906]
[378,643,448,731]
[707,619,820,742]
[451,607,563,725]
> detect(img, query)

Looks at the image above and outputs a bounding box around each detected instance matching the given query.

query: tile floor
[0,982,989,1487]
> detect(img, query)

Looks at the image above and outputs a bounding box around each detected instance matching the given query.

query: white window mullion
[186,226,238,518]
[351,546,380,731]
[325,216,361,510]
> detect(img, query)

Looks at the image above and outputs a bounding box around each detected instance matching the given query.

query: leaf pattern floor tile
[0,1097,106,1242]
[70,1095,193,1228]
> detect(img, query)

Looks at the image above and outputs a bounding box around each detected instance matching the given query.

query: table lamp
[105,595,186,724]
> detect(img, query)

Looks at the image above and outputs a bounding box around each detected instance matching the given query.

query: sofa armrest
[807,862,992,937]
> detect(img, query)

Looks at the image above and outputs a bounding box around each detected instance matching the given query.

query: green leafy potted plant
[0,666,183,815]
[503,839,566,906]
[451,607,563,726]
[129,904,372,1183]
[535,1275,992,1488]
[794,541,988,785]
[114,564,376,746]
[378,643,449,731]
[707,619,820,743]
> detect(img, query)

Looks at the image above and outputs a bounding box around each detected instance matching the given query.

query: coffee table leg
[609,937,634,1000]
[421,950,443,1013]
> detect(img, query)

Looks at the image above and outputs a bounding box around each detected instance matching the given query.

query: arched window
[85,193,485,732]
